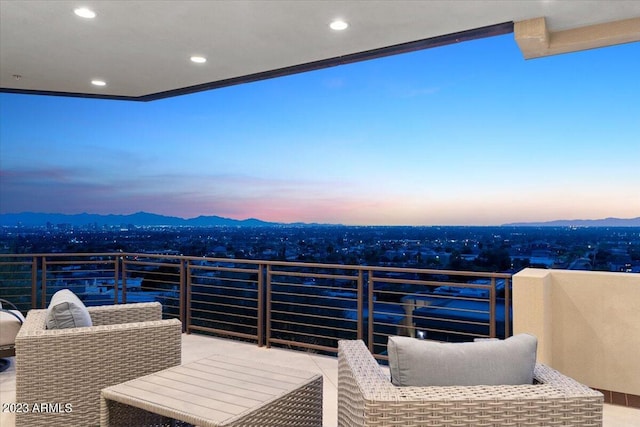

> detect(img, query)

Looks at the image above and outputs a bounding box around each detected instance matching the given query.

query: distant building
[568,258,593,270]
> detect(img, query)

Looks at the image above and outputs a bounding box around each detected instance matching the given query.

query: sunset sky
[1,33,639,226]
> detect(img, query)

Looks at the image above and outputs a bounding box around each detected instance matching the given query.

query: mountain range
[503,217,640,227]
[0,212,276,227]
[0,212,638,227]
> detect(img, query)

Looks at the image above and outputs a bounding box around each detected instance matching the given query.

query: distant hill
[503,217,640,227]
[1,212,638,228]
[0,212,277,227]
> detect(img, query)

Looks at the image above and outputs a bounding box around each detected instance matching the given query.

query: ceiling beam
[515,16,640,59]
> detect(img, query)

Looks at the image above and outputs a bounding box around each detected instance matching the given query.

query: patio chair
[337,339,603,427]
[15,301,182,427]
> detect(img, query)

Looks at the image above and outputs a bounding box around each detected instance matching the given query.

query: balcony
[1,252,639,425]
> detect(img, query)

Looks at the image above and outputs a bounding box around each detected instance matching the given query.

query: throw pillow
[46,289,93,329]
[388,333,537,387]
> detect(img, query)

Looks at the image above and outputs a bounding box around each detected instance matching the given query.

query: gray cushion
[388,334,537,387]
[46,289,92,329]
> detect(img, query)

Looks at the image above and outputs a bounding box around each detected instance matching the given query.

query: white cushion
[46,289,92,329]
[0,310,25,346]
[388,334,537,387]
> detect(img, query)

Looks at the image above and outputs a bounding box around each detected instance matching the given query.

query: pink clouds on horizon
[2,165,638,226]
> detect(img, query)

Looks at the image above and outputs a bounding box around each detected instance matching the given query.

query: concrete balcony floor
[1,333,638,426]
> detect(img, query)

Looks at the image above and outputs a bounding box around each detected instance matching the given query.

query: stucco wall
[513,268,640,395]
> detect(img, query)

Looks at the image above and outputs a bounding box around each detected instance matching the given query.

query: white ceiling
[1,0,639,101]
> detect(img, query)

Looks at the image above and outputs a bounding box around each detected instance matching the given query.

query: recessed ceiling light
[91,80,106,87]
[190,56,207,64]
[74,8,96,19]
[329,20,349,31]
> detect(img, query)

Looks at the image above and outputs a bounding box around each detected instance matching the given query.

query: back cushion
[46,289,93,329]
[388,334,537,386]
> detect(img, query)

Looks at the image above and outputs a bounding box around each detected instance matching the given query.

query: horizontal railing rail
[0,252,512,358]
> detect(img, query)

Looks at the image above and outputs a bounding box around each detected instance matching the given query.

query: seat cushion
[388,333,537,387]
[46,289,93,329]
[0,309,25,346]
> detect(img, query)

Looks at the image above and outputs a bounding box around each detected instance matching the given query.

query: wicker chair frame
[15,302,182,427]
[337,339,603,427]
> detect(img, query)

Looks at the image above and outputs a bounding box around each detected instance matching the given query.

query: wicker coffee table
[100,353,323,426]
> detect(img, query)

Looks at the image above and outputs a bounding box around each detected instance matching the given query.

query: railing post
[41,256,48,308]
[180,260,193,334]
[177,258,186,332]
[367,269,374,352]
[357,269,364,340]
[257,264,265,347]
[31,256,38,309]
[115,255,121,304]
[265,264,272,348]
[489,277,496,338]
[120,255,127,304]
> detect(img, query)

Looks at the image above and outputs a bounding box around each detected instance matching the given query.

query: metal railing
[0,252,512,359]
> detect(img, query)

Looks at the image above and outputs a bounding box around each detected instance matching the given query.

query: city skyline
[1,33,639,226]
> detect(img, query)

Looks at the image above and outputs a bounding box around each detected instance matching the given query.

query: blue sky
[1,33,639,225]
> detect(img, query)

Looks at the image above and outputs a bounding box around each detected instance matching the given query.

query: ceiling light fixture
[74,7,96,19]
[91,80,106,87]
[190,56,207,64]
[329,20,349,31]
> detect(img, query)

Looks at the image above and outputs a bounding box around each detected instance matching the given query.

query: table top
[101,353,322,426]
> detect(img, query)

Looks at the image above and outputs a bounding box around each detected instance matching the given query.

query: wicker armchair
[15,302,182,427]
[338,340,603,427]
